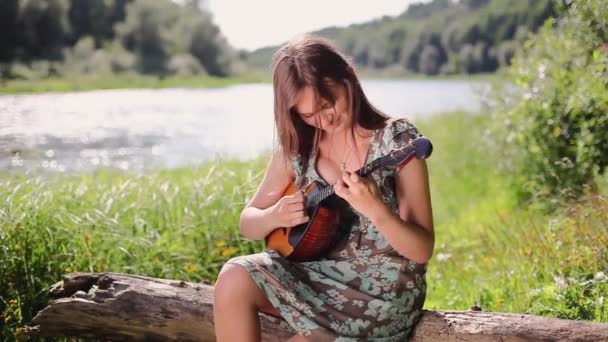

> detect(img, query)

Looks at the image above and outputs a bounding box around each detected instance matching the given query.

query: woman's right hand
[271,190,309,228]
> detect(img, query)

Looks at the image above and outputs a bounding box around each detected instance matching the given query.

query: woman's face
[293,85,351,133]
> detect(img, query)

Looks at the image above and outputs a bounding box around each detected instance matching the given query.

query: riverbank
[0,71,500,94]
[1,110,605,340]
[0,72,269,94]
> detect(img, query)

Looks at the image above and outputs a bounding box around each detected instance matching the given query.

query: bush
[491,0,608,205]
[167,53,206,77]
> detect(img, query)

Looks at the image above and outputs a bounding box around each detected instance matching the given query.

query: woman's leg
[213,263,279,341]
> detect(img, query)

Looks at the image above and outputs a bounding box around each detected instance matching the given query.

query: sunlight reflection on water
[0,79,489,173]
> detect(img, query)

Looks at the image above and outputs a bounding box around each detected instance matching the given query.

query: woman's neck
[322,124,372,148]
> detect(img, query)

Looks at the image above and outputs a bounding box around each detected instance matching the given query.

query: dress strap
[289,154,305,189]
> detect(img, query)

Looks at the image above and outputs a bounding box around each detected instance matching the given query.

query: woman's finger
[289,191,305,203]
[289,211,308,221]
[342,171,353,187]
[288,202,305,212]
[335,180,350,199]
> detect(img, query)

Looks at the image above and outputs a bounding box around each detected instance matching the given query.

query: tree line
[0,0,558,80]
[246,0,557,75]
[0,0,238,79]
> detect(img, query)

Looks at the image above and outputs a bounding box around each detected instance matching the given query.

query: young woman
[213,34,434,342]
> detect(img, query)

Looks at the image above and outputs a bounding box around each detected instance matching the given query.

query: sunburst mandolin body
[264,181,341,261]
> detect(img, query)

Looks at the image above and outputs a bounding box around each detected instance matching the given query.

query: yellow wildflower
[184,263,199,272]
[552,126,561,137]
[222,247,238,257]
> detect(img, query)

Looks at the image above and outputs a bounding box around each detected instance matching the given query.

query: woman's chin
[321,124,347,134]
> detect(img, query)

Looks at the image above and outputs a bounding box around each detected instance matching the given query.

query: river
[0,79,490,173]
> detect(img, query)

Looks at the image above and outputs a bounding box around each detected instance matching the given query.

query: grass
[415,113,607,318]
[0,111,606,341]
[0,72,270,94]
[0,71,500,94]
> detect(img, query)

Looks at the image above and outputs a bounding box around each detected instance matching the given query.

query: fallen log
[25,272,608,342]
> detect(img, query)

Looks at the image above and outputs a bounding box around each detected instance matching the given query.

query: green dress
[228,118,428,341]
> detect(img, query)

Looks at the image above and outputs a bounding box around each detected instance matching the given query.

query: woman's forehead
[294,86,316,114]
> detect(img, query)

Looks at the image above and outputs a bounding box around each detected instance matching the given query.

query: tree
[115,0,179,74]
[0,0,19,63]
[419,45,441,75]
[17,0,69,60]
[188,16,232,76]
[401,30,446,75]
[67,0,131,47]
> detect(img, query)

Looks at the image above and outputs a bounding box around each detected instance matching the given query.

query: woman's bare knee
[214,263,263,342]
[214,263,253,307]
[214,263,277,316]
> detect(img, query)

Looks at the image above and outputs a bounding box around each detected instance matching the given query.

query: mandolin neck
[309,143,417,207]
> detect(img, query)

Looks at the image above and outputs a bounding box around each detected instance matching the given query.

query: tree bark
[25,272,608,342]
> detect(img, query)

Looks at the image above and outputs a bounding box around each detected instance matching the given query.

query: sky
[205,0,428,51]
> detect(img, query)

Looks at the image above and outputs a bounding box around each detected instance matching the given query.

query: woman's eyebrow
[296,106,319,116]
[295,100,332,116]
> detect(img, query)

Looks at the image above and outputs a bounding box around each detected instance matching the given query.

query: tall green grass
[416,113,607,319]
[0,159,269,340]
[1,111,606,341]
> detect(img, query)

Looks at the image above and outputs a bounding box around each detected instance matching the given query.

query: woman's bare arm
[370,158,435,263]
[335,158,434,263]
[239,149,300,240]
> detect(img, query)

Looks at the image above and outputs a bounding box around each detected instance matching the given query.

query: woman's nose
[321,110,337,125]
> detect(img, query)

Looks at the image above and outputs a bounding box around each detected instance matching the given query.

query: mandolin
[265,136,433,261]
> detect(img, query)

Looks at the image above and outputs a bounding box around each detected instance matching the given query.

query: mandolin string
[310,156,385,206]
[307,146,415,207]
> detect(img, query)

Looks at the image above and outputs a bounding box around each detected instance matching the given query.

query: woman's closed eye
[299,111,316,119]
[296,101,334,119]
[320,102,333,110]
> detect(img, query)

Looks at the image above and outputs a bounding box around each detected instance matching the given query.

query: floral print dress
[227,118,428,341]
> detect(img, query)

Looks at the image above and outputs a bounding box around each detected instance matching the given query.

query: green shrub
[491,0,608,205]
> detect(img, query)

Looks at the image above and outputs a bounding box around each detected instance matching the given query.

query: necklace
[340,143,355,171]
[328,129,357,172]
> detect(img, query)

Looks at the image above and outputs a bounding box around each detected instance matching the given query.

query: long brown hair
[271,34,389,174]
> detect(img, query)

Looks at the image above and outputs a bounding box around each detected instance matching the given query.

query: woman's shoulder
[381,116,422,145]
[266,145,297,179]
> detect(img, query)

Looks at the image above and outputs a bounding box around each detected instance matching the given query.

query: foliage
[1,0,559,80]
[246,0,557,75]
[67,0,130,47]
[490,0,608,204]
[0,0,235,78]
[414,112,607,322]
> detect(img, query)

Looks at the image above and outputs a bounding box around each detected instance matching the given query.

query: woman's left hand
[334,171,385,219]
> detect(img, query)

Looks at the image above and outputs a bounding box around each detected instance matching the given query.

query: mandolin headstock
[378,136,433,170]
